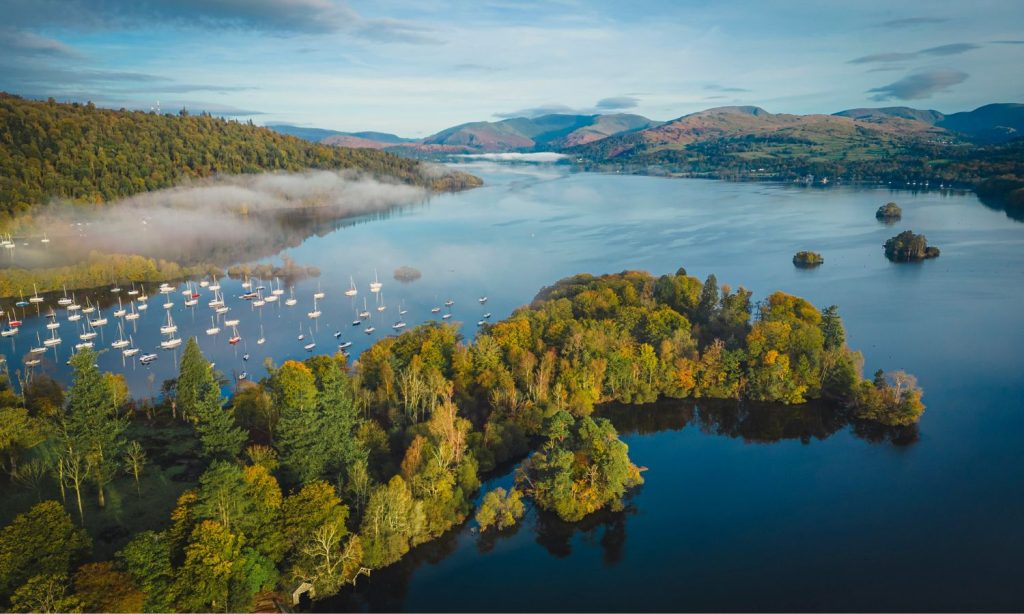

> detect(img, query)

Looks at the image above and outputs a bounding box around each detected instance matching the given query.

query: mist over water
[7,171,428,267]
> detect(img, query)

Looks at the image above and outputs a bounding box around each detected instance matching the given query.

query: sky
[0,0,1022,136]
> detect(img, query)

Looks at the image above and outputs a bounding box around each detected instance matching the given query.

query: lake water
[5,162,1024,610]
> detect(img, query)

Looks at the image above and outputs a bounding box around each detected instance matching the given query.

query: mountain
[0,94,480,220]
[569,105,951,162]
[419,113,657,152]
[937,103,1024,143]
[268,124,413,145]
[835,103,1024,143]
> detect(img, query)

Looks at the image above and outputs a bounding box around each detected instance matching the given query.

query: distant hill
[268,124,413,145]
[0,94,480,221]
[835,103,1024,144]
[419,113,657,152]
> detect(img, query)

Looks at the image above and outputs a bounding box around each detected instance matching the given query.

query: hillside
[835,103,1024,143]
[0,94,479,222]
[419,113,657,152]
[268,123,412,145]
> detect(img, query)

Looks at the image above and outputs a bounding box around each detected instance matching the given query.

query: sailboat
[241,276,251,290]
[208,290,224,308]
[110,280,122,293]
[338,341,352,350]
[206,316,221,336]
[313,281,325,300]
[257,324,266,345]
[370,269,382,293]
[479,296,488,304]
[111,324,130,349]
[125,301,140,321]
[67,293,81,311]
[444,298,455,307]
[252,287,266,308]
[29,284,43,304]
[30,332,46,354]
[376,291,386,312]
[57,285,73,306]
[113,296,127,317]
[43,327,61,347]
[364,325,376,334]
[184,282,198,307]
[228,325,241,345]
[345,276,358,297]
[81,298,95,314]
[123,335,140,357]
[431,306,441,314]
[89,307,108,327]
[163,297,174,309]
[140,353,157,365]
[285,287,297,307]
[392,319,407,331]
[297,324,305,341]
[208,278,221,292]
[127,282,139,296]
[307,296,321,319]
[272,278,284,296]
[160,311,178,335]
[136,300,148,312]
[224,318,240,327]
[304,329,316,351]
[159,282,174,294]
[46,309,60,330]
[399,301,408,316]
[79,323,97,341]
[137,285,149,302]
[40,232,50,244]
[359,297,370,319]
[68,310,82,322]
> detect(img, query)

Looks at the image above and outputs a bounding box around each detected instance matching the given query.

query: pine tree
[179,339,246,458]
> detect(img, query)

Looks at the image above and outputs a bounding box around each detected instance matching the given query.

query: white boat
[29,284,43,304]
[137,302,148,311]
[208,280,220,292]
[127,283,139,296]
[160,312,178,335]
[238,371,248,381]
[57,286,73,306]
[30,333,46,354]
[345,276,358,297]
[444,298,455,307]
[241,276,251,290]
[206,316,221,336]
[359,297,370,319]
[66,295,81,311]
[307,297,321,319]
[40,233,50,244]
[364,326,376,334]
[399,301,408,316]
[140,353,157,364]
[479,296,488,304]
[215,305,229,315]
[123,336,139,357]
[137,286,149,301]
[285,287,297,307]
[110,282,122,293]
[376,291,386,312]
[442,313,452,320]
[483,312,492,319]
[272,277,284,296]
[113,297,126,317]
[257,324,266,345]
[160,337,182,350]
[431,306,441,313]
[46,321,59,330]
[297,323,305,341]
[304,331,316,351]
[89,308,108,327]
[370,269,382,293]
[68,313,82,322]
[477,320,486,326]
[25,358,41,367]
[184,297,198,307]
[81,299,95,314]
[208,291,224,307]
[111,324,130,349]
[199,279,210,288]
[125,302,140,321]
[252,294,266,308]
[159,283,174,294]
[392,321,407,330]
[264,293,278,303]
[162,301,174,309]
[313,281,325,300]
[224,318,239,327]
[338,341,352,350]
[333,330,343,338]
[80,329,97,341]
[43,329,61,347]
[75,341,94,350]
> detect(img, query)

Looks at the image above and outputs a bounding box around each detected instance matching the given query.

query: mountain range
[270,103,1023,157]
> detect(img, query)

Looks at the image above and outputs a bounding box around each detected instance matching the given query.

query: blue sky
[1,0,1022,135]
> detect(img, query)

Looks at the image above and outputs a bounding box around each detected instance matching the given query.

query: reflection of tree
[533,502,637,564]
[600,397,918,446]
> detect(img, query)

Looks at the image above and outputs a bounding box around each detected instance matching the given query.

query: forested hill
[0,93,480,221]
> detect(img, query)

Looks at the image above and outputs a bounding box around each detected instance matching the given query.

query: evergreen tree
[820,305,846,350]
[179,339,246,459]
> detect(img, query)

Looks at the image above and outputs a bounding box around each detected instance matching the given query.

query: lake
[5,162,1024,610]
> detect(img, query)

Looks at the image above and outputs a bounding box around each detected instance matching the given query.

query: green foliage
[116,531,175,612]
[884,230,941,261]
[876,202,903,220]
[359,475,425,569]
[792,251,824,267]
[854,370,926,426]
[526,411,644,522]
[0,500,90,604]
[178,339,246,459]
[475,487,525,532]
[0,93,480,222]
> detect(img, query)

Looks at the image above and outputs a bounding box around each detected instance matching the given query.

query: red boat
[8,319,21,327]
[229,335,241,345]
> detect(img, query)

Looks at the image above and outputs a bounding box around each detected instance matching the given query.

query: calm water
[6,163,1024,610]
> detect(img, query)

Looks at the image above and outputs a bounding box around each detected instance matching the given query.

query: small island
[876,202,903,222]
[393,265,422,283]
[884,230,940,262]
[793,251,824,268]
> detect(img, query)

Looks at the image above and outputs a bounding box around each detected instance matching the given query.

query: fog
[21,170,428,267]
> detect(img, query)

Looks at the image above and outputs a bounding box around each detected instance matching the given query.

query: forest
[0,267,924,611]
[0,93,480,224]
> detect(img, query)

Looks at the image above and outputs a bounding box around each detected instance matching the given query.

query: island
[884,230,941,261]
[393,265,423,283]
[875,202,903,222]
[793,251,824,267]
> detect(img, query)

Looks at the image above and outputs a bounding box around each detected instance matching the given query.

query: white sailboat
[345,276,358,297]
[29,284,43,304]
[272,277,285,296]
[376,291,386,312]
[127,282,139,296]
[359,297,370,319]
[206,316,221,336]
[297,324,305,341]
[30,332,46,354]
[123,335,140,357]
[313,281,325,300]
[113,296,127,318]
[81,298,95,314]
[257,324,266,345]
[304,329,316,351]
[57,285,73,306]
[43,327,61,347]
[285,287,297,307]
[370,269,382,293]
[125,301,140,321]
[160,311,178,335]
[111,324,130,349]
[89,307,108,327]
[307,296,321,319]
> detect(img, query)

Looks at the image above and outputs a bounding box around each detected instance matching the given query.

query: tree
[697,274,720,325]
[282,481,362,598]
[72,562,143,613]
[273,361,324,484]
[8,573,83,613]
[124,440,147,495]
[820,305,845,351]
[116,531,174,613]
[359,475,425,569]
[475,487,525,532]
[0,500,90,602]
[180,339,246,459]
[64,348,128,508]
[172,520,242,612]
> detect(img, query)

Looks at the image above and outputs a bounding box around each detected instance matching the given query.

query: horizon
[1,0,1022,136]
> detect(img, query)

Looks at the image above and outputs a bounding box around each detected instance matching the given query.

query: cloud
[494,104,578,118]
[992,40,1024,44]
[595,96,639,110]
[919,43,980,56]
[849,43,980,64]
[704,84,750,93]
[0,0,440,43]
[868,70,968,101]
[875,17,948,29]
[0,28,79,58]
